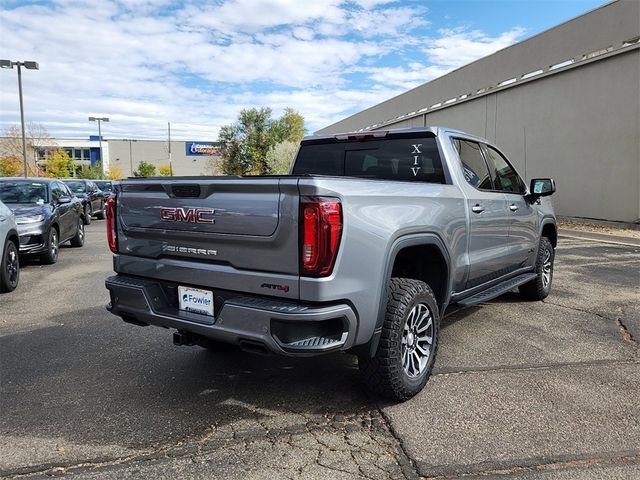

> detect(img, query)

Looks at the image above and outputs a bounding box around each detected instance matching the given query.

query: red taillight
[105,194,117,253]
[300,197,342,277]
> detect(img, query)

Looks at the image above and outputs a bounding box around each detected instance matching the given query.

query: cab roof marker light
[335,131,388,141]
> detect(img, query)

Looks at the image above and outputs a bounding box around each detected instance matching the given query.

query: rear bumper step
[105,275,357,356]
[457,272,537,307]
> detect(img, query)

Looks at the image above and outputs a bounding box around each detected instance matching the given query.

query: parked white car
[0,199,20,292]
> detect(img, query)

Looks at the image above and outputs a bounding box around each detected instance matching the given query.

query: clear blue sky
[0,0,608,139]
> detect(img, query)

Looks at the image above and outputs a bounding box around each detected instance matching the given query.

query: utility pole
[1,60,39,177]
[128,139,133,177]
[89,116,109,171]
[168,122,173,176]
[17,64,27,176]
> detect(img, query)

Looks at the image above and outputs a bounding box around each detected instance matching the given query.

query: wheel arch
[541,219,557,247]
[367,234,452,357]
[6,228,19,249]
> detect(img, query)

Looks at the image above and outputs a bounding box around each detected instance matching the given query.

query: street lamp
[88,116,109,172]
[1,60,39,177]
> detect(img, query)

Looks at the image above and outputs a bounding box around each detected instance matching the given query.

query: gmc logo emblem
[160,207,215,224]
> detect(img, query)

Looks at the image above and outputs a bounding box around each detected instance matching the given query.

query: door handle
[471,204,484,214]
[509,204,519,212]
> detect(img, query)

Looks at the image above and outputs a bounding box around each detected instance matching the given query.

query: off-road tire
[40,228,59,265]
[83,203,92,225]
[69,218,85,247]
[358,278,439,401]
[0,238,19,292]
[519,236,554,300]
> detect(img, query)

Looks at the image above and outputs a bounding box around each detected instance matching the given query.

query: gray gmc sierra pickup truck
[105,127,557,400]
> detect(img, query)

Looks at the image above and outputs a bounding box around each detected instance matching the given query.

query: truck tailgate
[116,177,300,275]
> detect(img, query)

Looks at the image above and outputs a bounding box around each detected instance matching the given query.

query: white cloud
[424,27,527,69]
[0,1,526,140]
[359,63,451,90]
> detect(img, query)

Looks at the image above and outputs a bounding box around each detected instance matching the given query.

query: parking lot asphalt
[0,223,638,479]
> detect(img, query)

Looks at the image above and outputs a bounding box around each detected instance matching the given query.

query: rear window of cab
[293,135,446,184]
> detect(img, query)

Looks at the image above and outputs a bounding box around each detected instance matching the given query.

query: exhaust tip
[238,339,271,355]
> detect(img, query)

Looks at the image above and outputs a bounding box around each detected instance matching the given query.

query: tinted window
[95,181,112,192]
[452,139,492,190]
[484,146,526,194]
[0,181,49,204]
[293,136,445,184]
[65,181,87,193]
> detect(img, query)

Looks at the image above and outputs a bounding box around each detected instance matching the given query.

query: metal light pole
[129,139,133,176]
[1,60,40,177]
[168,121,173,176]
[128,139,137,177]
[88,116,109,171]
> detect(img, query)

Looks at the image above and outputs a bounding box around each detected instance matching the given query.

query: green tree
[0,156,23,177]
[272,108,305,144]
[79,162,104,179]
[0,122,52,176]
[133,160,157,177]
[218,107,305,175]
[265,141,299,174]
[107,165,123,180]
[42,149,74,178]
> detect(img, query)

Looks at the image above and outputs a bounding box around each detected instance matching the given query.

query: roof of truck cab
[304,126,492,145]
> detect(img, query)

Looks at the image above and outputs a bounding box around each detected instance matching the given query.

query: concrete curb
[559,229,640,248]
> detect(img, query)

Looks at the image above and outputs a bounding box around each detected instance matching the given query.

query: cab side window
[452,138,493,190]
[483,146,526,194]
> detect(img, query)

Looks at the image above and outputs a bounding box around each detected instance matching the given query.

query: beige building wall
[107,140,221,177]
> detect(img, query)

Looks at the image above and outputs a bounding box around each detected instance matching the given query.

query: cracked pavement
[0,225,638,479]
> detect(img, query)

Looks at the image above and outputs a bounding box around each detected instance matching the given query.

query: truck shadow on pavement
[0,306,376,450]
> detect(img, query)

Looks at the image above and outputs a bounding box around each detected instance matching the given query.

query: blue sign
[186,142,219,156]
[89,135,104,141]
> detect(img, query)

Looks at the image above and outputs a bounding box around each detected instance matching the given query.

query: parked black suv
[63,179,105,224]
[0,178,85,264]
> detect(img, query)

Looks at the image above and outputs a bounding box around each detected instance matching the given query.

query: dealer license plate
[178,286,214,316]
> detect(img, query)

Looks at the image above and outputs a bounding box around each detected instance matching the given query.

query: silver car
[0,199,20,292]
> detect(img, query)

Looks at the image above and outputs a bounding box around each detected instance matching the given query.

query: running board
[457,273,537,307]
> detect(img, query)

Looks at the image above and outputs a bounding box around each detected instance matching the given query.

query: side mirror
[57,196,71,204]
[528,178,555,201]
